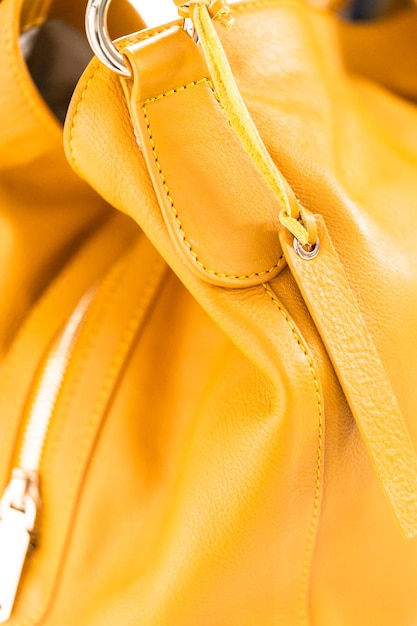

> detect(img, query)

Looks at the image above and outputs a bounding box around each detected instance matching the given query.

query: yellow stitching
[41,251,166,626]
[11,247,135,626]
[143,77,210,105]
[70,71,282,281]
[143,79,283,281]
[37,252,132,626]
[262,284,323,626]
[68,3,291,282]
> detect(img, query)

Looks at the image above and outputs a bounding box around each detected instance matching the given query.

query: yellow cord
[188,1,317,246]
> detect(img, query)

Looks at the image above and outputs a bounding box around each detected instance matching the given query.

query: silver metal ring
[293,237,320,260]
[85,0,130,76]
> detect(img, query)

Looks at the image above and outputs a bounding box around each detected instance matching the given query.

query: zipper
[0,290,94,624]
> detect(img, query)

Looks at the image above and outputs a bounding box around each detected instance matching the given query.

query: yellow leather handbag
[1,0,417,624]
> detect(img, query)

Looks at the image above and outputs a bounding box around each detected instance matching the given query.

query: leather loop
[122,27,285,287]
[279,204,318,247]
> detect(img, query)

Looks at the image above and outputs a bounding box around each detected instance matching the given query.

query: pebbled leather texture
[281,216,417,539]
[1,0,417,625]
[64,2,417,624]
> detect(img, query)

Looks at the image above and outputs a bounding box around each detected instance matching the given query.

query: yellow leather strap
[281,215,417,539]
[189,1,317,247]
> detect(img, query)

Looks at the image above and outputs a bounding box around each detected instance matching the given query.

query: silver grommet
[293,237,320,260]
[85,0,131,76]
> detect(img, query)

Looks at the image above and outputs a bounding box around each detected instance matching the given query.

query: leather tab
[281,215,417,538]
[122,27,285,288]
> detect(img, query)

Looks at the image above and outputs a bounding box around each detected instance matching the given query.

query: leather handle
[0,0,144,164]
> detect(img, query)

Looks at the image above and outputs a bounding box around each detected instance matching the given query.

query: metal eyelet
[293,237,320,260]
[85,0,131,76]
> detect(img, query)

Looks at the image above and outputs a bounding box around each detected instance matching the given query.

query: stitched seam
[44,255,167,624]
[14,241,138,626]
[32,250,166,626]
[17,251,132,626]
[6,253,125,626]
[143,79,283,281]
[68,4,292,281]
[0,215,132,498]
[262,284,322,626]
[144,77,211,104]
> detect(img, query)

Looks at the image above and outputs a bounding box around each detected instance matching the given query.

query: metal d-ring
[85,0,131,76]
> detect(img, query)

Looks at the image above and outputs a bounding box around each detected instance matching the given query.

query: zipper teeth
[18,290,94,473]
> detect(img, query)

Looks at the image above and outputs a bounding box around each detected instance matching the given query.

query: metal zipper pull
[0,289,94,623]
[0,469,39,623]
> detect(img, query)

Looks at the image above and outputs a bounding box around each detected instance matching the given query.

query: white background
[129,1,238,27]
[129,0,179,26]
